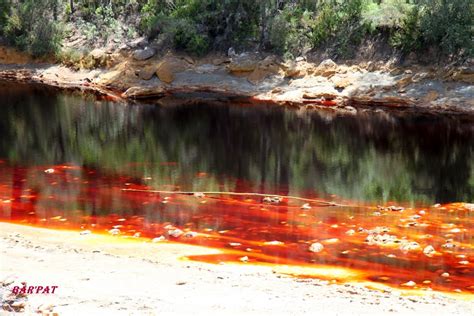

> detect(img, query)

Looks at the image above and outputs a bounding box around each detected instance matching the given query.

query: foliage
[139,0,175,35]
[362,0,414,29]
[1,0,62,57]
[172,19,209,56]
[59,48,83,70]
[390,5,422,55]
[267,6,312,58]
[139,0,260,55]
[0,0,472,61]
[418,0,473,59]
[391,0,473,60]
[171,0,260,49]
[0,0,8,32]
[311,0,369,58]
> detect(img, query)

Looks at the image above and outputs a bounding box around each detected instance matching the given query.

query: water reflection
[0,81,473,293]
[0,82,473,204]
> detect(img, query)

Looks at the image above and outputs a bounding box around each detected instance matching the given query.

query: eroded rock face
[0,46,34,64]
[350,96,415,108]
[2,46,472,116]
[156,63,176,84]
[227,55,283,84]
[332,75,355,90]
[122,86,165,99]
[451,67,474,84]
[422,90,439,103]
[247,67,275,85]
[423,245,436,257]
[314,59,338,77]
[212,57,230,66]
[283,60,315,78]
[303,92,337,100]
[249,56,282,83]
[133,47,156,61]
[227,59,259,73]
[284,63,301,78]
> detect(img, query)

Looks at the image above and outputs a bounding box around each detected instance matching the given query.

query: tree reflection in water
[0,81,472,204]
[0,81,473,294]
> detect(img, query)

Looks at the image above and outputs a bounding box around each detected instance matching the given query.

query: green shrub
[2,0,62,57]
[81,21,99,41]
[140,0,178,36]
[140,2,159,35]
[311,0,369,58]
[173,19,209,56]
[362,0,414,29]
[419,0,473,59]
[267,7,312,58]
[186,33,209,56]
[391,0,473,60]
[141,0,260,50]
[268,13,289,55]
[0,0,8,32]
[140,11,173,40]
[59,48,83,70]
[139,1,210,55]
[390,5,422,55]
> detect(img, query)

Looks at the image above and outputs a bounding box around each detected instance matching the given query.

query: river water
[0,81,473,293]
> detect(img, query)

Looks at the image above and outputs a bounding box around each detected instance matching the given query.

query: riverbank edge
[1,46,473,118]
[1,222,473,315]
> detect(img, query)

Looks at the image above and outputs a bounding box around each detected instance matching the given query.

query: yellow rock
[247,68,272,85]
[452,68,474,84]
[284,66,301,78]
[227,59,258,73]
[156,57,188,84]
[313,59,337,77]
[333,76,354,89]
[138,65,157,80]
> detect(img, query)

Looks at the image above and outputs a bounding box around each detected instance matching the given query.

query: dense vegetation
[0,0,472,62]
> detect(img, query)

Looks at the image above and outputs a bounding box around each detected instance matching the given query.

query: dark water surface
[0,82,473,204]
[0,81,473,293]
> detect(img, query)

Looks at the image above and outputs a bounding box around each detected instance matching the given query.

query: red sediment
[0,162,472,294]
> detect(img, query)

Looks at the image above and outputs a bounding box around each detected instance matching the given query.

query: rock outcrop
[133,47,156,61]
[1,44,473,117]
[155,56,191,84]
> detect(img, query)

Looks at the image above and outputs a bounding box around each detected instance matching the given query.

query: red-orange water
[0,161,473,294]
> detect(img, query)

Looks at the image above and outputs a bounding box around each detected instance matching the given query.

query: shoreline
[0,48,473,118]
[1,222,473,315]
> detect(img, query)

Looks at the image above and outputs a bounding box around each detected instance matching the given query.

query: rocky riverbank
[0,44,473,117]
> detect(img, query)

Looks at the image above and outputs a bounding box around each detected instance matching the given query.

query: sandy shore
[0,222,472,315]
